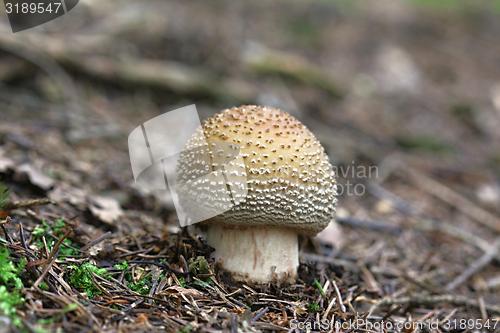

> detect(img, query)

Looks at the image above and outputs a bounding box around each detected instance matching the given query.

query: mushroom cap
[176,105,337,234]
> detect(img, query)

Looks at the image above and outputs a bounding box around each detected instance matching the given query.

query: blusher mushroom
[177,105,337,283]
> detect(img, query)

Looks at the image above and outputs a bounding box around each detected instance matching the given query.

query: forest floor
[0,0,499,332]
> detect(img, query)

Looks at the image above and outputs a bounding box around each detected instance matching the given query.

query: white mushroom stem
[206,225,299,283]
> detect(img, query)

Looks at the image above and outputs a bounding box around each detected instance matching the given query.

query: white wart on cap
[176,105,337,283]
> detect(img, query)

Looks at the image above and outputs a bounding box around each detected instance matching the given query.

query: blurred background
[0,0,499,330]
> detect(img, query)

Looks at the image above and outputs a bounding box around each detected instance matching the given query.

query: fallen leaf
[164,286,203,297]
[89,196,123,224]
[16,163,55,191]
[49,183,87,208]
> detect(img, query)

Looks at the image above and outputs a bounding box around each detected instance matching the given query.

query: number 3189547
[5,1,63,14]
[443,319,498,330]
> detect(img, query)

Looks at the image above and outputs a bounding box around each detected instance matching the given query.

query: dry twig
[406,167,500,233]
[3,198,53,210]
[369,294,500,315]
[445,239,500,291]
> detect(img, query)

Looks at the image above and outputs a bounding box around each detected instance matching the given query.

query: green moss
[188,256,210,276]
[0,286,23,326]
[128,273,152,295]
[52,218,66,235]
[58,239,78,258]
[115,262,157,295]
[0,185,27,328]
[68,262,108,298]
[32,220,50,238]
[0,246,25,327]
[36,317,55,326]
[114,261,129,271]
[33,325,51,333]
[178,324,192,333]
[0,248,23,291]
[178,276,187,288]
[192,279,212,289]
[307,302,321,313]
[32,219,78,258]
[62,303,78,313]
[313,279,325,297]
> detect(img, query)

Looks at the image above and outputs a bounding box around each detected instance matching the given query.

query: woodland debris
[89,196,124,225]
[15,164,55,191]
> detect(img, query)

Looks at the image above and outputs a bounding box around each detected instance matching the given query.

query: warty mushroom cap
[176,105,337,234]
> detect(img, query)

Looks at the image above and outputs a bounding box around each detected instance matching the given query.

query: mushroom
[176,105,337,283]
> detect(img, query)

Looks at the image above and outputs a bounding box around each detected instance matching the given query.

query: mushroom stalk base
[206,225,298,283]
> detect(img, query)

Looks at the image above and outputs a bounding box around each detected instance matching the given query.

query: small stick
[179,255,190,281]
[406,167,500,233]
[301,252,360,271]
[368,183,417,215]
[230,313,238,333]
[17,223,38,261]
[370,294,500,315]
[336,216,401,235]
[3,198,53,210]
[1,219,13,243]
[333,215,500,262]
[416,218,500,262]
[484,274,500,290]
[19,223,27,249]
[127,260,187,276]
[322,298,337,321]
[0,34,254,104]
[478,297,488,321]
[148,266,161,298]
[331,278,346,313]
[250,307,269,324]
[367,181,499,261]
[33,230,70,288]
[80,231,112,251]
[445,239,500,291]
